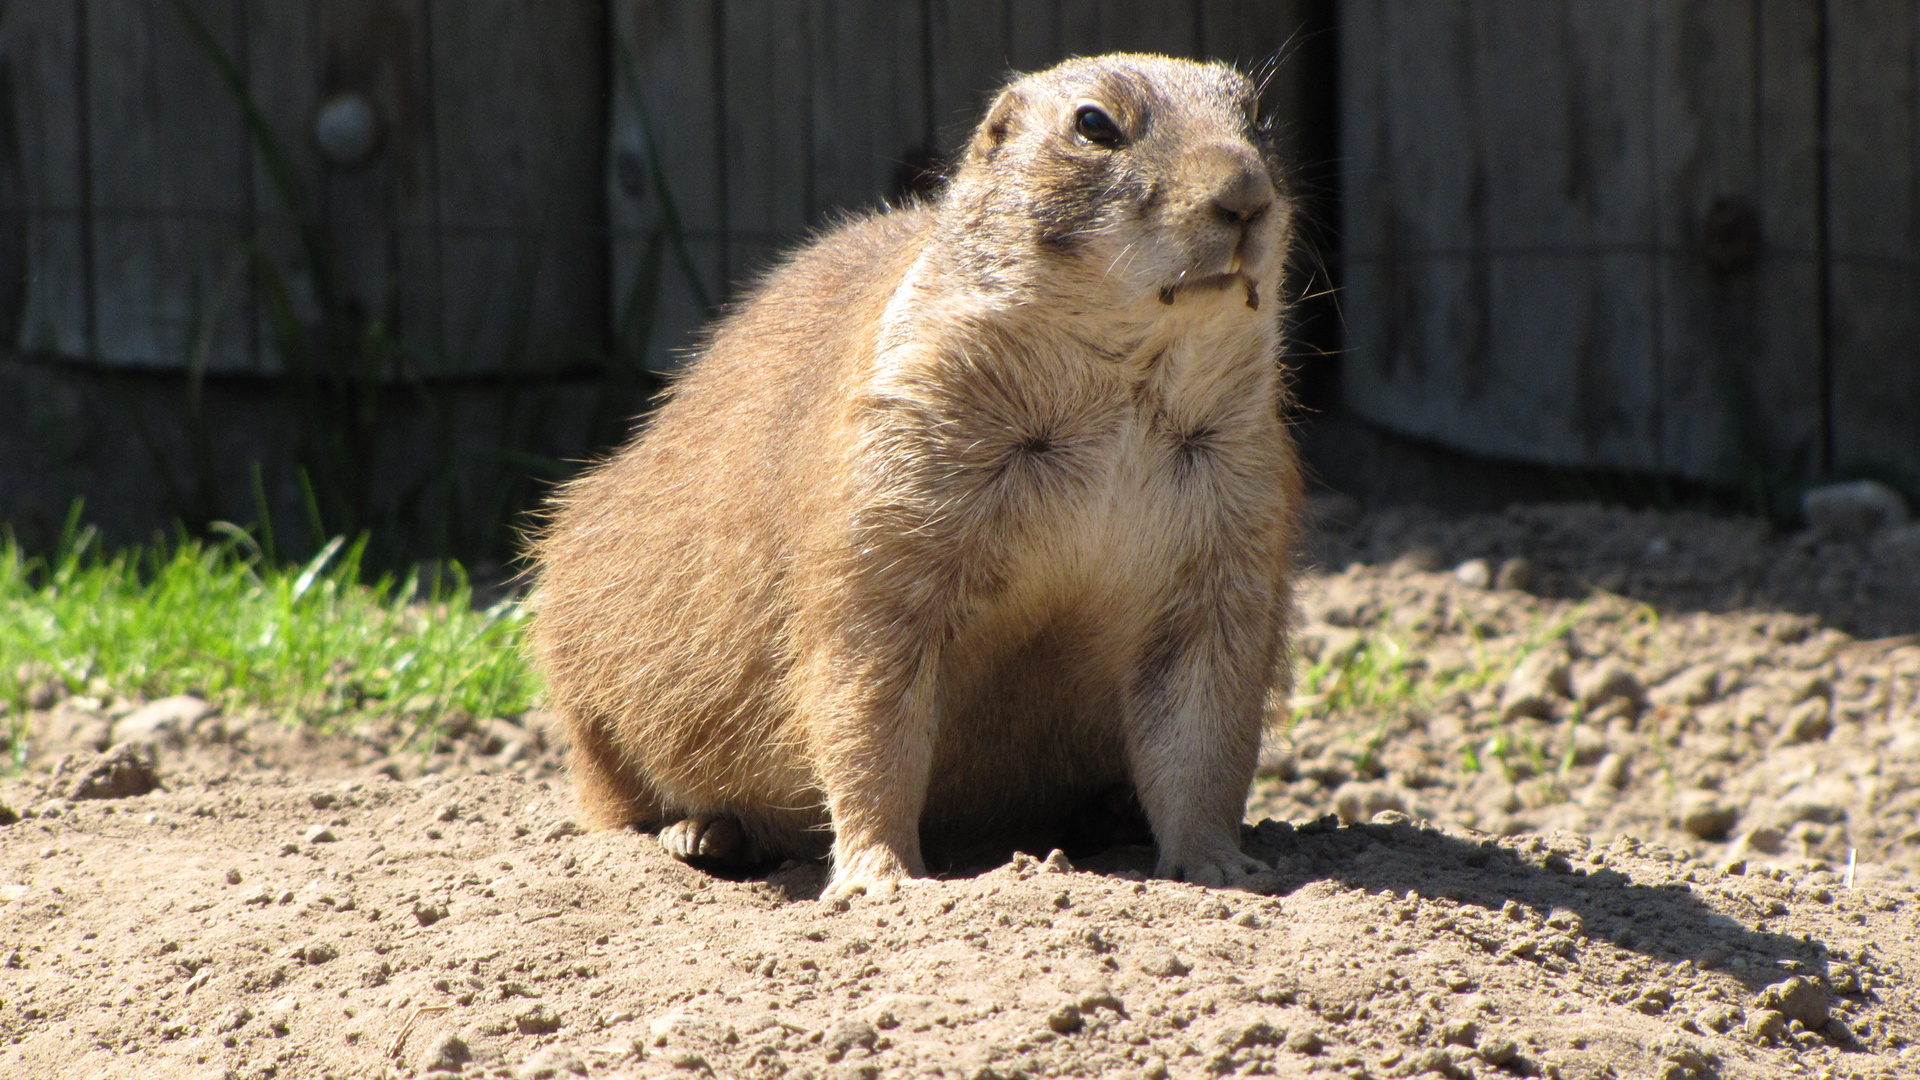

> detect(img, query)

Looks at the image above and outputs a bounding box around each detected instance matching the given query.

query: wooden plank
[1340,1,1842,485]
[244,0,442,376]
[1827,0,1920,492]
[1095,0,1199,57]
[0,1,90,358]
[807,0,927,216]
[1343,1,1672,472]
[1337,0,1386,292]
[1008,2,1064,73]
[428,0,606,373]
[1198,0,1307,71]
[85,0,256,371]
[1486,2,1653,472]
[720,0,812,291]
[1650,0,1757,479]
[929,0,1014,156]
[1341,0,1489,445]
[1477,2,1653,252]
[1651,0,1824,488]
[1055,1,1104,59]
[610,0,726,372]
[1731,0,1824,490]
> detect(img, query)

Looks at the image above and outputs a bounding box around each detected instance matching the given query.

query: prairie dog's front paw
[658,815,744,863]
[1155,845,1269,887]
[821,842,918,904]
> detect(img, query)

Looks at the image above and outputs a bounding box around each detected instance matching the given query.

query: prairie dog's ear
[965,87,1024,164]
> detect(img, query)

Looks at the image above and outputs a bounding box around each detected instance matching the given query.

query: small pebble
[1194,899,1231,920]
[1803,479,1907,540]
[1775,697,1833,745]
[1494,556,1535,591]
[514,1045,585,1079]
[1137,950,1191,978]
[1390,547,1446,575]
[1756,975,1830,1030]
[822,1018,877,1061]
[515,1003,563,1035]
[1678,792,1738,842]
[1745,1008,1786,1042]
[417,1032,469,1074]
[1452,558,1493,588]
[1479,1037,1518,1066]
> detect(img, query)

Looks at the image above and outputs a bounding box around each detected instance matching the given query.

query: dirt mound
[2,502,1918,1079]
[2,769,1915,1080]
[1266,558,1920,879]
[1311,500,1920,639]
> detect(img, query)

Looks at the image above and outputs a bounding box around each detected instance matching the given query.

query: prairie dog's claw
[821,842,920,904]
[659,815,744,864]
[1155,847,1269,888]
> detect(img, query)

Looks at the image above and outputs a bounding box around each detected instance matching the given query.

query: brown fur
[530,54,1303,898]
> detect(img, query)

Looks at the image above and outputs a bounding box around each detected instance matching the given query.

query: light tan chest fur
[825,287,1292,818]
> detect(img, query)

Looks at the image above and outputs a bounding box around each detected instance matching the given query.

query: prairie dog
[531,53,1300,900]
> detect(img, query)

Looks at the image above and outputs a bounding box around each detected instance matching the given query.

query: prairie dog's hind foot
[820,841,925,904]
[1155,844,1270,888]
[659,815,747,866]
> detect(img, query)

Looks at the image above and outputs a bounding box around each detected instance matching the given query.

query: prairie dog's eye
[1251,107,1275,142]
[1073,103,1122,147]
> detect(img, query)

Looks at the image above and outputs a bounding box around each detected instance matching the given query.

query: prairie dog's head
[940,53,1290,310]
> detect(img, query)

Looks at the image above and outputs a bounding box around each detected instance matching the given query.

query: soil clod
[65,743,158,800]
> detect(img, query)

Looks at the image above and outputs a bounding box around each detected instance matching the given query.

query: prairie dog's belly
[916,402,1221,833]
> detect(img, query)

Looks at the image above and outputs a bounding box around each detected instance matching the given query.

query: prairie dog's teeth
[1226,253,1242,275]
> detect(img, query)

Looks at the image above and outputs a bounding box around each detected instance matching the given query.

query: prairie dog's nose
[1205,146,1276,224]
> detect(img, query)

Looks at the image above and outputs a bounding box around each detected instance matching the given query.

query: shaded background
[0,1,1913,566]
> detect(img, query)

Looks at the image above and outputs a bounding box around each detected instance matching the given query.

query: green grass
[1287,598,1603,790]
[0,509,538,766]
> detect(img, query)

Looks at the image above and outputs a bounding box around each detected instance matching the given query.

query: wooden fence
[1341,1,1920,496]
[0,1,1319,377]
[12,2,1907,500]
[0,0,608,375]
[609,0,1325,372]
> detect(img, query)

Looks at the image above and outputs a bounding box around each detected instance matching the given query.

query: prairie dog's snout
[1198,142,1278,262]
[1205,144,1277,225]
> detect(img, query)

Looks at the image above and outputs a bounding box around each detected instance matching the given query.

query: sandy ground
[3,501,1918,1080]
